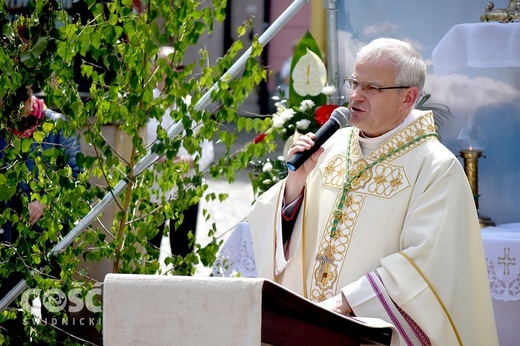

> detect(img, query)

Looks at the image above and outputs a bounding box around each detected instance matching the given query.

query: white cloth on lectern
[103,274,264,345]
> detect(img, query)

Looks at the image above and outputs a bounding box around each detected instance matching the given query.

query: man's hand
[28,200,44,226]
[317,293,353,316]
[284,132,324,204]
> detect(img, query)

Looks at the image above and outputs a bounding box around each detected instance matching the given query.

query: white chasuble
[248,110,498,345]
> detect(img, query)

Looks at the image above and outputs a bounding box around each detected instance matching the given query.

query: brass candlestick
[459,149,495,228]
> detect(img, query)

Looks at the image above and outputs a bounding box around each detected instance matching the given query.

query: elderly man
[248,38,498,345]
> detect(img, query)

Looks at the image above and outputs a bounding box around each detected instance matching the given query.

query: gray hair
[356,38,426,92]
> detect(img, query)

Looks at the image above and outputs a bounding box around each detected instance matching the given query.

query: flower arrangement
[270,31,344,142]
[250,31,346,198]
[272,88,340,143]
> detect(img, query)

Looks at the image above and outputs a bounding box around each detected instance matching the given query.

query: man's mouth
[349,104,365,114]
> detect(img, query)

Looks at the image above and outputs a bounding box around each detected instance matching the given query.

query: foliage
[415,91,452,128]
[1,0,273,343]
[249,156,288,199]
[0,0,63,124]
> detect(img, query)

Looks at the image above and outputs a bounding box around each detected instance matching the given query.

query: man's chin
[349,116,364,129]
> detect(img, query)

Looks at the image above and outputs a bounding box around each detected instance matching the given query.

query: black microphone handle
[286,120,339,171]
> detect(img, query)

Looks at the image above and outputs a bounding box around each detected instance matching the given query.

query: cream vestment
[248,110,498,345]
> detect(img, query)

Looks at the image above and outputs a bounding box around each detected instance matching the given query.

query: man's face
[347,59,411,137]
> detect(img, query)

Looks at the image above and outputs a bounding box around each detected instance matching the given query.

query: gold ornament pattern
[309,113,438,301]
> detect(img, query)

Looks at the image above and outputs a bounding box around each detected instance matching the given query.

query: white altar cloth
[432,22,520,74]
[212,222,257,278]
[481,223,520,346]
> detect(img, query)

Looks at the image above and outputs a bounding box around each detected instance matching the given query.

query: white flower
[272,116,287,128]
[263,179,272,185]
[270,102,295,128]
[273,107,294,119]
[262,162,273,172]
[274,99,289,113]
[296,119,311,130]
[322,85,337,96]
[279,108,296,121]
[299,99,315,112]
[291,48,327,96]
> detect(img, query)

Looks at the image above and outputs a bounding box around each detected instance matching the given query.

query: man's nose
[348,88,364,102]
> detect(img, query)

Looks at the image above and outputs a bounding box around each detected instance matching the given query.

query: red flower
[314,104,339,126]
[253,132,267,144]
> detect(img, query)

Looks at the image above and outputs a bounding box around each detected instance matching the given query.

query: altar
[431,21,520,343]
[431,22,520,74]
[481,223,520,345]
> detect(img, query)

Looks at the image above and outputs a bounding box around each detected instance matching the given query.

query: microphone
[286,106,351,171]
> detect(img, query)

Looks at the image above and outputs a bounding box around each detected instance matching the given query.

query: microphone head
[330,106,351,128]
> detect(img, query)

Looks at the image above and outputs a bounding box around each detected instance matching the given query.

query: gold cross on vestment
[316,253,333,284]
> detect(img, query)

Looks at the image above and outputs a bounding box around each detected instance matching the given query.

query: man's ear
[402,86,419,110]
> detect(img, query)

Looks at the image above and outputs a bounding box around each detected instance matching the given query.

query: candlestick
[459,149,495,227]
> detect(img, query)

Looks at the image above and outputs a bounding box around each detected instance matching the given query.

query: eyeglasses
[344,77,410,94]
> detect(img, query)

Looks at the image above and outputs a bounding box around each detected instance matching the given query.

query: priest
[248,38,498,345]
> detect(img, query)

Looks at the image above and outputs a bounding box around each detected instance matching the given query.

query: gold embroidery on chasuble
[368,164,407,198]
[321,156,347,188]
[310,152,366,302]
[308,115,436,301]
[367,113,436,163]
[310,192,364,302]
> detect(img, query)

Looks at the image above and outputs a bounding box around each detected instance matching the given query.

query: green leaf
[0,185,16,202]
[21,138,32,152]
[42,122,54,135]
[20,51,33,64]
[33,131,45,143]
[30,37,48,56]
[82,64,94,78]
[91,32,102,49]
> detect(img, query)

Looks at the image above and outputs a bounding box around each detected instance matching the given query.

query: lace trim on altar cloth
[486,255,520,301]
[211,224,258,278]
[481,224,520,301]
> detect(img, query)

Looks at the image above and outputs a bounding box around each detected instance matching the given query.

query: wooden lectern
[103,274,393,345]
